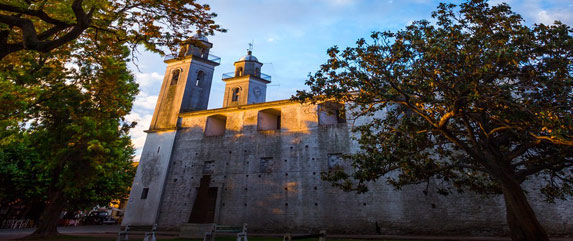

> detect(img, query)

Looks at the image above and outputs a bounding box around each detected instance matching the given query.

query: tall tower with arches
[150,33,220,130]
[221,48,271,107]
[122,34,219,226]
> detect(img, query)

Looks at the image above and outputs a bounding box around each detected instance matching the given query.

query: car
[82,211,117,225]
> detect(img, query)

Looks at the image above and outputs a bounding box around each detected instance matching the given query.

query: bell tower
[222,49,271,107]
[150,34,220,130]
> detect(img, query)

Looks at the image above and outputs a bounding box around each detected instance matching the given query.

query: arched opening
[204,115,227,137]
[171,69,181,85]
[231,88,240,102]
[196,71,204,87]
[235,67,243,77]
[255,67,261,77]
[318,102,346,125]
[178,45,188,57]
[258,108,281,131]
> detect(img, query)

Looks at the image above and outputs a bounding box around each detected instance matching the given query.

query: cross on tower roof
[248,41,254,54]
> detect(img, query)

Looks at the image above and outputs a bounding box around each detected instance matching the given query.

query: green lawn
[17,234,417,241]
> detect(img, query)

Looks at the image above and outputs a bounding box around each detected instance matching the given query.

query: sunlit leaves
[0,0,225,59]
[295,0,573,202]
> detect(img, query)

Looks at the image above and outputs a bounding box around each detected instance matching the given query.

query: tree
[1,0,225,236]
[0,0,224,60]
[0,131,47,222]
[294,1,572,240]
[0,44,138,236]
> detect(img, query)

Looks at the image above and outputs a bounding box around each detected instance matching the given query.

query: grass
[16,234,418,241]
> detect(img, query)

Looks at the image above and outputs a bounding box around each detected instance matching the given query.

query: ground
[10,237,419,241]
[1,225,571,241]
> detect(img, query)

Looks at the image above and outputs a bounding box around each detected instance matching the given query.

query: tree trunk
[29,190,66,238]
[501,177,549,241]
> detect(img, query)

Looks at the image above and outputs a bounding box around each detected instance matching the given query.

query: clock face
[253,86,262,97]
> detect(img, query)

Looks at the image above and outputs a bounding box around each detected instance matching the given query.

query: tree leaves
[295,0,573,201]
[0,0,225,59]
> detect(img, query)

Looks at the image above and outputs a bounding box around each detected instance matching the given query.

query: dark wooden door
[188,175,218,223]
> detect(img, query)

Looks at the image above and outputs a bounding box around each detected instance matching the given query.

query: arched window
[231,88,240,102]
[235,67,243,77]
[255,67,261,77]
[171,69,181,85]
[196,71,204,87]
[178,45,187,57]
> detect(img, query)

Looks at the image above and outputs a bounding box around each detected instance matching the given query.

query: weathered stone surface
[123,38,218,226]
[150,101,572,235]
[122,131,177,226]
[124,42,572,236]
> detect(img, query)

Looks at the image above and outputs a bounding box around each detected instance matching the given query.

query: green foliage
[0,0,225,236]
[296,0,572,200]
[0,0,225,59]
[0,37,137,217]
[0,132,48,204]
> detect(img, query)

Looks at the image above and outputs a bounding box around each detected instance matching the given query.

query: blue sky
[126,0,573,161]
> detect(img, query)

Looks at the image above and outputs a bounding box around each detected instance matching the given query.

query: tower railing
[222,72,234,79]
[208,54,221,64]
[260,73,272,81]
[222,72,272,82]
[163,54,221,64]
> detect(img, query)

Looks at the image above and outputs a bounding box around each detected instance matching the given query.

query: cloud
[126,110,153,162]
[534,9,572,25]
[135,72,163,87]
[495,0,573,25]
[321,0,358,6]
[134,92,158,110]
[128,71,161,161]
[127,0,573,162]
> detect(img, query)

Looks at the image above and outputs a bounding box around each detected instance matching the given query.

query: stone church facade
[122,36,572,235]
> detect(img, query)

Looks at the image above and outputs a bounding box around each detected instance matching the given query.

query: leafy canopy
[0,0,225,59]
[295,0,573,201]
[0,29,138,215]
[0,0,225,235]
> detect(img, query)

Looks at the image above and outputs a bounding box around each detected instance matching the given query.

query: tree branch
[461,114,480,150]
[0,3,70,26]
[506,140,541,161]
[0,0,93,58]
[530,133,573,146]
[515,154,572,180]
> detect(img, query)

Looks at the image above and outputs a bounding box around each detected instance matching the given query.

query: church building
[122,35,572,236]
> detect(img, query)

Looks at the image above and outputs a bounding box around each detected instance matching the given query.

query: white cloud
[126,111,153,162]
[535,9,572,25]
[126,0,573,162]
[508,0,573,25]
[322,0,357,6]
[135,72,163,87]
[134,92,158,110]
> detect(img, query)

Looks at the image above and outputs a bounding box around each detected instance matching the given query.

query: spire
[248,41,254,54]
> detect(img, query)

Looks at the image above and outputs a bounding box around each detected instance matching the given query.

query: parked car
[82,211,117,225]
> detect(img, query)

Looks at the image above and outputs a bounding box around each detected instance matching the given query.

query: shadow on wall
[156,110,362,231]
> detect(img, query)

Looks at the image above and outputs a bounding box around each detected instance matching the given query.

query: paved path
[1,225,571,241]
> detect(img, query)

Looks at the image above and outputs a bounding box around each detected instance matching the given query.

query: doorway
[188,175,218,223]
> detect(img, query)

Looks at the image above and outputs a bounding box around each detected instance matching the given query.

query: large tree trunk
[500,177,549,241]
[29,190,66,238]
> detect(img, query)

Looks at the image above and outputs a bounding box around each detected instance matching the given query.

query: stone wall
[154,101,572,235]
[123,130,177,226]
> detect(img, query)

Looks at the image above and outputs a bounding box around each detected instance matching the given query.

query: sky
[126,0,573,162]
